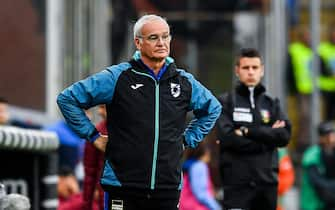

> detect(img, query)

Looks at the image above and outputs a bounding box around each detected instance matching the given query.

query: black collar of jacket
[235,82,266,97]
[129,59,179,81]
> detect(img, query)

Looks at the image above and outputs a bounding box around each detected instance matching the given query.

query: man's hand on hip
[93,135,108,152]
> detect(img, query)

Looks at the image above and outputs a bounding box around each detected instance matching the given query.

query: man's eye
[148,35,158,40]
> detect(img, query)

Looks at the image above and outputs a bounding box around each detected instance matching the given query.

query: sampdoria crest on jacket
[170,83,181,98]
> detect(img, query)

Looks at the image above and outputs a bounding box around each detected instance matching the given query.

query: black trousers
[105,188,180,210]
[222,184,277,210]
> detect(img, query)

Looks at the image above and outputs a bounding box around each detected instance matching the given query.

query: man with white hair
[57,14,221,210]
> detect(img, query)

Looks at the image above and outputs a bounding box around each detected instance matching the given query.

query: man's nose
[156,37,164,44]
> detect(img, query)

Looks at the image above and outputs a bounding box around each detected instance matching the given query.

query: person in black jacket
[216,48,291,210]
[57,14,222,210]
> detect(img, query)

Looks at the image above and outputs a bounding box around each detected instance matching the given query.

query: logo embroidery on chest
[130,84,144,90]
[170,83,181,98]
[260,109,270,123]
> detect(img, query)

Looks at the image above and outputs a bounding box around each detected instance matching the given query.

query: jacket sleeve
[247,98,291,147]
[216,94,266,153]
[180,71,222,148]
[57,63,130,142]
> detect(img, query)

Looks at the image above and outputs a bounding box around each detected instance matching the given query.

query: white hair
[133,14,169,39]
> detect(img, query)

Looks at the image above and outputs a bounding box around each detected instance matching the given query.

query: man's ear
[261,65,265,77]
[235,66,239,78]
[134,38,141,50]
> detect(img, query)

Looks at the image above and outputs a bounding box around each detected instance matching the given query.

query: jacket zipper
[131,69,159,190]
[151,82,159,189]
[248,87,255,109]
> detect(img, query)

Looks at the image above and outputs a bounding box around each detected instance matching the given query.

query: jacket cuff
[88,129,100,143]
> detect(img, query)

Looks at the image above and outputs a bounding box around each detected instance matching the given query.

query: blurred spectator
[44,119,85,173]
[277,148,295,210]
[82,105,106,210]
[180,142,221,210]
[0,97,41,129]
[58,167,80,201]
[300,121,335,210]
[58,166,99,210]
[318,26,335,121]
[287,28,327,153]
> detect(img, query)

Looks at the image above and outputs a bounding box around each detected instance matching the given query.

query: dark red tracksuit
[82,120,106,210]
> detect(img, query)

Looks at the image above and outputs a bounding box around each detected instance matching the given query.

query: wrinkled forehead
[141,20,170,35]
